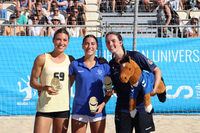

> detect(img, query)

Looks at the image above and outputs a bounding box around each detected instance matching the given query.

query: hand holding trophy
[89,96,98,113]
[103,76,112,91]
[51,78,62,92]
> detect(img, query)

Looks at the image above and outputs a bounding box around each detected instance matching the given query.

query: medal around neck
[103,76,112,91]
[51,78,61,92]
[89,96,98,113]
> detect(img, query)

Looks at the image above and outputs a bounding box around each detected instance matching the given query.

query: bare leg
[34,116,52,133]
[90,119,106,133]
[72,119,87,133]
[52,118,69,133]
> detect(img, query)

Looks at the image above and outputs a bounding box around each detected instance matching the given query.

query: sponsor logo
[166,85,193,98]
[17,76,37,105]
[145,126,152,130]
[142,80,146,88]
[78,70,84,72]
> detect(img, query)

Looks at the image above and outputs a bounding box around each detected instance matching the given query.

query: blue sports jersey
[129,71,154,99]
[69,57,111,117]
[109,51,157,114]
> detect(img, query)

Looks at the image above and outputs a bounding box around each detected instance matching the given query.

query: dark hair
[105,32,126,58]
[53,5,59,10]
[32,14,39,20]
[73,0,79,2]
[72,7,79,11]
[67,16,77,25]
[53,28,70,40]
[82,34,98,47]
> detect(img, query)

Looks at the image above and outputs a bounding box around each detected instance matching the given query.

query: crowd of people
[0,0,86,37]
[1,0,200,38]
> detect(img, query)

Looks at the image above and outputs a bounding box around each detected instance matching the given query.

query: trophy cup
[89,96,98,113]
[51,78,61,92]
[103,76,112,91]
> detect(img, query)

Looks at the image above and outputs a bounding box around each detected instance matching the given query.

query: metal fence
[1,22,200,38]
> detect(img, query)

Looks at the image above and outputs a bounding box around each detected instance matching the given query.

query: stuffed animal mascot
[119,56,166,118]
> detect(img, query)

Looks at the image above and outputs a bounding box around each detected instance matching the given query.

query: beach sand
[0,115,200,133]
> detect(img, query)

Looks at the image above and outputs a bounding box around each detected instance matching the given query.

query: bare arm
[56,0,68,6]
[164,5,171,26]
[40,28,45,36]
[79,28,83,37]
[179,0,183,10]
[150,67,162,96]
[30,54,58,95]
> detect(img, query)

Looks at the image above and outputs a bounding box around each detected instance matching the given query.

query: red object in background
[189,34,200,38]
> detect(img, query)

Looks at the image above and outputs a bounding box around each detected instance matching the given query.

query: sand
[0,115,200,133]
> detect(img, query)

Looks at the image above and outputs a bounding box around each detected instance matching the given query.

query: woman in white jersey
[30,28,75,133]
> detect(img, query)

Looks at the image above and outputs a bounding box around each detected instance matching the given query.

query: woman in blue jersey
[69,35,113,133]
[105,32,166,133]
[30,28,75,133]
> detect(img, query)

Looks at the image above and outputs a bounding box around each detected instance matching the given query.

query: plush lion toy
[119,56,166,118]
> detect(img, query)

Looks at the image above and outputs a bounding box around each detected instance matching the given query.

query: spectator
[168,0,183,11]
[157,0,172,38]
[47,16,62,36]
[187,0,200,18]
[29,6,48,25]
[29,15,45,36]
[48,5,65,25]
[49,1,57,12]
[2,14,25,36]
[50,0,69,11]
[66,16,83,37]
[183,15,200,37]
[116,0,126,14]
[17,0,32,11]
[0,0,2,10]
[99,0,116,13]
[66,7,85,25]
[181,0,192,10]
[32,1,49,17]
[66,0,86,21]
[14,7,28,25]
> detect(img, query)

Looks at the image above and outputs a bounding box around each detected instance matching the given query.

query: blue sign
[0,36,199,115]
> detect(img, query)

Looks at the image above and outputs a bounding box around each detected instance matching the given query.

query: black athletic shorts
[115,111,155,133]
[36,110,70,119]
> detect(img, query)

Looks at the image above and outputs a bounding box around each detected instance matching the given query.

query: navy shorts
[36,110,70,119]
[115,111,155,133]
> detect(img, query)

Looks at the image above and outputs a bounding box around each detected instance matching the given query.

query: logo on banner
[166,85,193,98]
[17,76,37,105]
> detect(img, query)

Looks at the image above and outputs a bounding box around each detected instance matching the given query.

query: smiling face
[106,34,123,54]
[53,33,69,52]
[82,37,98,56]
